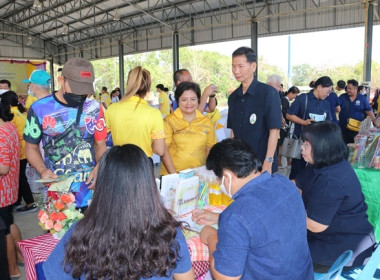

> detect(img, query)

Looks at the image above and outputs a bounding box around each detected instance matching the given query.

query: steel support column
[251,2,258,77]
[173,30,179,76]
[49,57,55,92]
[119,42,125,97]
[363,1,374,100]
[288,36,292,87]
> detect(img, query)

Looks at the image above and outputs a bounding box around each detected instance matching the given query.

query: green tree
[291,64,313,87]
[257,57,287,87]
[91,47,380,105]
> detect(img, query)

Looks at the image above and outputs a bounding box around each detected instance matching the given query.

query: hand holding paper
[47,175,76,192]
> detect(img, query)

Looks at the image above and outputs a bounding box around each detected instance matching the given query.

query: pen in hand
[197,185,208,215]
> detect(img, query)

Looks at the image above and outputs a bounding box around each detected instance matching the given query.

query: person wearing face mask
[22,70,52,112]
[192,138,313,280]
[23,58,107,210]
[358,85,367,98]
[0,79,11,96]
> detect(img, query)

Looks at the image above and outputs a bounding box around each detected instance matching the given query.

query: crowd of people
[0,45,379,279]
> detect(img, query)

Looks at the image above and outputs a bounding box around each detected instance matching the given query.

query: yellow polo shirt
[101,92,111,108]
[25,95,38,110]
[337,89,345,97]
[161,108,217,175]
[159,91,170,117]
[206,108,222,125]
[11,107,27,160]
[105,95,165,157]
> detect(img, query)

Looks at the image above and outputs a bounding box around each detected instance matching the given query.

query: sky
[190,26,380,74]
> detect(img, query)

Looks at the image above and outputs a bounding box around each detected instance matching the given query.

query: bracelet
[209,94,216,98]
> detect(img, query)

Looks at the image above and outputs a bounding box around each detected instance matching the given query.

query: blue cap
[22,70,51,86]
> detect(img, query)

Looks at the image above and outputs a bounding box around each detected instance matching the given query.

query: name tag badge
[249,113,257,125]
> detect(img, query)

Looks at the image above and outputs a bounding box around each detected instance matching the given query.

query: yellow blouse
[161,108,217,175]
[10,106,27,160]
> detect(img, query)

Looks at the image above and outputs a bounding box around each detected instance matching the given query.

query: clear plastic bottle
[374,152,380,170]
[197,173,208,207]
[357,151,366,169]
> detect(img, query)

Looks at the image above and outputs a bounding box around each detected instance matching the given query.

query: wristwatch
[265,157,274,163]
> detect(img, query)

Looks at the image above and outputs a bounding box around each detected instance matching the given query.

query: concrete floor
[12,162,290,280]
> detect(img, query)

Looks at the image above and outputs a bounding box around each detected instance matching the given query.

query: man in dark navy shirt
[325,91,340,124]
[338,79,378,144]
[227,47,282,173]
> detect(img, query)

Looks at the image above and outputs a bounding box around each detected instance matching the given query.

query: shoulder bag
[44,102,85,163]
[346,99,362,132]
[280,94,308,159]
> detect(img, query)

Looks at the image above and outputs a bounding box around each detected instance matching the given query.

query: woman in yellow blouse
[371,88,380,116]
[105,66,165,158]
[161,82,217,175]
[1,91,36,212]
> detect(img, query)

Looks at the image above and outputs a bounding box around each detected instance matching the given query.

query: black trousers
[0,227,10,280]
[17,159,35,205]
[341,126,358,145]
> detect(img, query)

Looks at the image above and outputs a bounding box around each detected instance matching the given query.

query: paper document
[309,113,326,122]
[47,176,76,192]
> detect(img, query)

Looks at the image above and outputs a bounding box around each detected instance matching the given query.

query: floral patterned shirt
[0,122,20,207]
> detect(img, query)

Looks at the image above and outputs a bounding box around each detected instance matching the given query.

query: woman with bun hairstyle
[286,76,333,180]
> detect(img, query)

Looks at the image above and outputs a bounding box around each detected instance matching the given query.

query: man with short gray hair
[266,74,283,93]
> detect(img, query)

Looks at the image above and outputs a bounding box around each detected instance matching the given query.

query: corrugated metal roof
[0,0,378,62]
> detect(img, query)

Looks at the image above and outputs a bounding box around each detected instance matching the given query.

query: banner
[0,60,46,94]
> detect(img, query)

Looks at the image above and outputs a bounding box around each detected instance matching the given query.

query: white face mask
[220,172,232,197]
[0,89,8,95]
[28,87,34,96]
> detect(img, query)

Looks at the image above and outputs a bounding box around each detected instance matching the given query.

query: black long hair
[0,99,14,122]
[206,138,262,178]
[174,81,201,104]
[64,144,181,280]
[1,91,26,113]
[302,122,348,168]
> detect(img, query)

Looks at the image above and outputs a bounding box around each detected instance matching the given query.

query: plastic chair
[340,242,380,280]
[314,250,353,280]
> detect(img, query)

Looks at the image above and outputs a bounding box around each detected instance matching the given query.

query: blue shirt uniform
[214,172,314,279]
[227,79,282,172]
[287,90,331,137]
[338,93,371,128]
[43,223,192,280]
[296,161,375,267]
[326,92,340,124]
